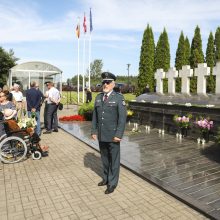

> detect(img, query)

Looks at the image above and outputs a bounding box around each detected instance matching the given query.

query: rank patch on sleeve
[122,100,126,106]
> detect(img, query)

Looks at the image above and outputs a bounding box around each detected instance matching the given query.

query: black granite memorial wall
[129,101,220,140]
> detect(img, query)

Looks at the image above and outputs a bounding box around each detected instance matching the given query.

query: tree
[87,59,103,81]
[0,47,18,87]
[70,74,83,85]
[215,27,220,63]
[137,24,155,95]
[184,37,191,65]
[190,26,204,93]
[154,28,170,93]
[206,32,215,93]
[175,31,185,71]
[175,31,185,92]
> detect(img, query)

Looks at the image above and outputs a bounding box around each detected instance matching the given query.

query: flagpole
[89,8,93,89]
[82,12,87,103]
[77,17,80,104]
[77,36,80,104]
[82,34,86,103]
[88,34,91,89]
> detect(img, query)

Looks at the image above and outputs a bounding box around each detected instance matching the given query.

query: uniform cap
[101,72,116,81]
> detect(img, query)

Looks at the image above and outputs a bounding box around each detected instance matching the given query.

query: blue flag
[90,8,93,32]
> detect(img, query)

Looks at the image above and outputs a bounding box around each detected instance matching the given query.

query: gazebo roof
[10,61,62,74]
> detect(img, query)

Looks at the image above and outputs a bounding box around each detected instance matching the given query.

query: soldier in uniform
[91,72,127,194]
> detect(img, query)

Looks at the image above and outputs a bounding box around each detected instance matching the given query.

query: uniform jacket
[91,91,127,142]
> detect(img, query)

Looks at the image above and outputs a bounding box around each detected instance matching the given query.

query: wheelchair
[0,121,42,164]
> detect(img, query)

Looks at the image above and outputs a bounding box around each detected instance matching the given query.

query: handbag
[58,102,63,110]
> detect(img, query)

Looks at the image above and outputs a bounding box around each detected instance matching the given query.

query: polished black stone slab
[59,121,220,219]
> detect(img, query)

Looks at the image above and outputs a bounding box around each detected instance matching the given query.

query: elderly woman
[0,90,16,113]
[3,109,49,154]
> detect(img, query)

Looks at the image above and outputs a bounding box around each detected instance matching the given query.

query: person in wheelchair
[2,109,49,156]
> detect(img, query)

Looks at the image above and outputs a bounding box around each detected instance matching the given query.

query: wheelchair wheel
[0,134,7,142]
[32,151,42,160]
[0,136,27,164]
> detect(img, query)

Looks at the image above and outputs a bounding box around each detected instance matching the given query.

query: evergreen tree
[184,37,191,65]
[175,31,185,70]
[190,26,204,93]
[206,32,215,93]
[137,24,155,95]
[215,27,220,63]
[154,28,170,93]
[175,31,185,92]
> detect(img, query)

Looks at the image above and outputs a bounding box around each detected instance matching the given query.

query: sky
[1,0,220,82]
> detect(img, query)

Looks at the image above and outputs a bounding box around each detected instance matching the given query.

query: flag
[83,13,87,33]
[90,8,93,33]
[76,23,80,38]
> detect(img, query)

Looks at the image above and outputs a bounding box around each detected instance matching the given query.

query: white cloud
[0,1,75,43]
[1,0,220,44]
[86,0,220,35]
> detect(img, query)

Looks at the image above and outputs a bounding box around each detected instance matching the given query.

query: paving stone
[0,117,209,220]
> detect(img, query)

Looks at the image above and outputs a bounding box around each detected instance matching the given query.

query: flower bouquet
[195,117,213,143]
[17,117,37,129]
[127,110,134,123]
[127,110,134,117]
[173,114,192,137]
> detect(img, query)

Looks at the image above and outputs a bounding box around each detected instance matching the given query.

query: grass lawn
[61,91,136,105]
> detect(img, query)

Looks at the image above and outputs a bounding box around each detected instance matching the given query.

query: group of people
[0,73,128,195]
[0,81,61,136]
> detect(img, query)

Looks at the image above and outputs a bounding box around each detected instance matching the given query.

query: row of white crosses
[154,62,220,95]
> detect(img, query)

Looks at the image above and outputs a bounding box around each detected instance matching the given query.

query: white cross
[154,69,165,94]
[213,62,220,95]
[179,65,193,95]
[166,67,178,95]
[194,63,210,95]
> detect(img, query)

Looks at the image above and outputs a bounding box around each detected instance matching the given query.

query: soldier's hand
[113,137,121,142]
[92,134,97,140]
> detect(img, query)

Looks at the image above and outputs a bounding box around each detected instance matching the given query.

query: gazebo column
[28,72,31,89]
[43,72,45,94]
[60,72,62,94]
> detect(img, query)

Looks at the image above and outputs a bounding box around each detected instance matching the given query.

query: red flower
[59,115,85,121]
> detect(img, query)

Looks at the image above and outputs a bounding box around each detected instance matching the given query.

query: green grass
[61,91,136,105]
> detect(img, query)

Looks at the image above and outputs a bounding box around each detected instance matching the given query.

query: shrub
[78,102,94,121]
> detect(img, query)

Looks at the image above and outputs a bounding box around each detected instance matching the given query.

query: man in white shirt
[43,82,60,134]
[11,83,24,119]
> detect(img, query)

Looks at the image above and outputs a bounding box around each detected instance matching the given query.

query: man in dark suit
[91,72,127,194]
[26,81,44,136]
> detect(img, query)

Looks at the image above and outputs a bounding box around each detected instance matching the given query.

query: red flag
[83,13,87,33]
[76,23,80,38]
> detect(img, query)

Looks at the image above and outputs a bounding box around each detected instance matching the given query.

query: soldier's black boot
[105,185,116,194]
[98,180,107,186]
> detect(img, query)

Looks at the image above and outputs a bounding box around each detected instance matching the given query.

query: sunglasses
[102,80,112,85]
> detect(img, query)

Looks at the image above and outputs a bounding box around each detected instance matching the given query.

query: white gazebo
[9,61,62,95]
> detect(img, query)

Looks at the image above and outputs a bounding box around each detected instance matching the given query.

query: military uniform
[91,89,127,190]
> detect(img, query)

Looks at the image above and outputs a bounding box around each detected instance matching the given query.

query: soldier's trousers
[99,141,120,187]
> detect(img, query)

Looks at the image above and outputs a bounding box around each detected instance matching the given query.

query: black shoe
[53,129,58,132]
[105,186,116,194]
[43,130,52,134]
[42,152,48,157]
[98,180,107,186]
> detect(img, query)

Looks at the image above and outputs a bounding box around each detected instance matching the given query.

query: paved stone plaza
[0,121,208,219]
